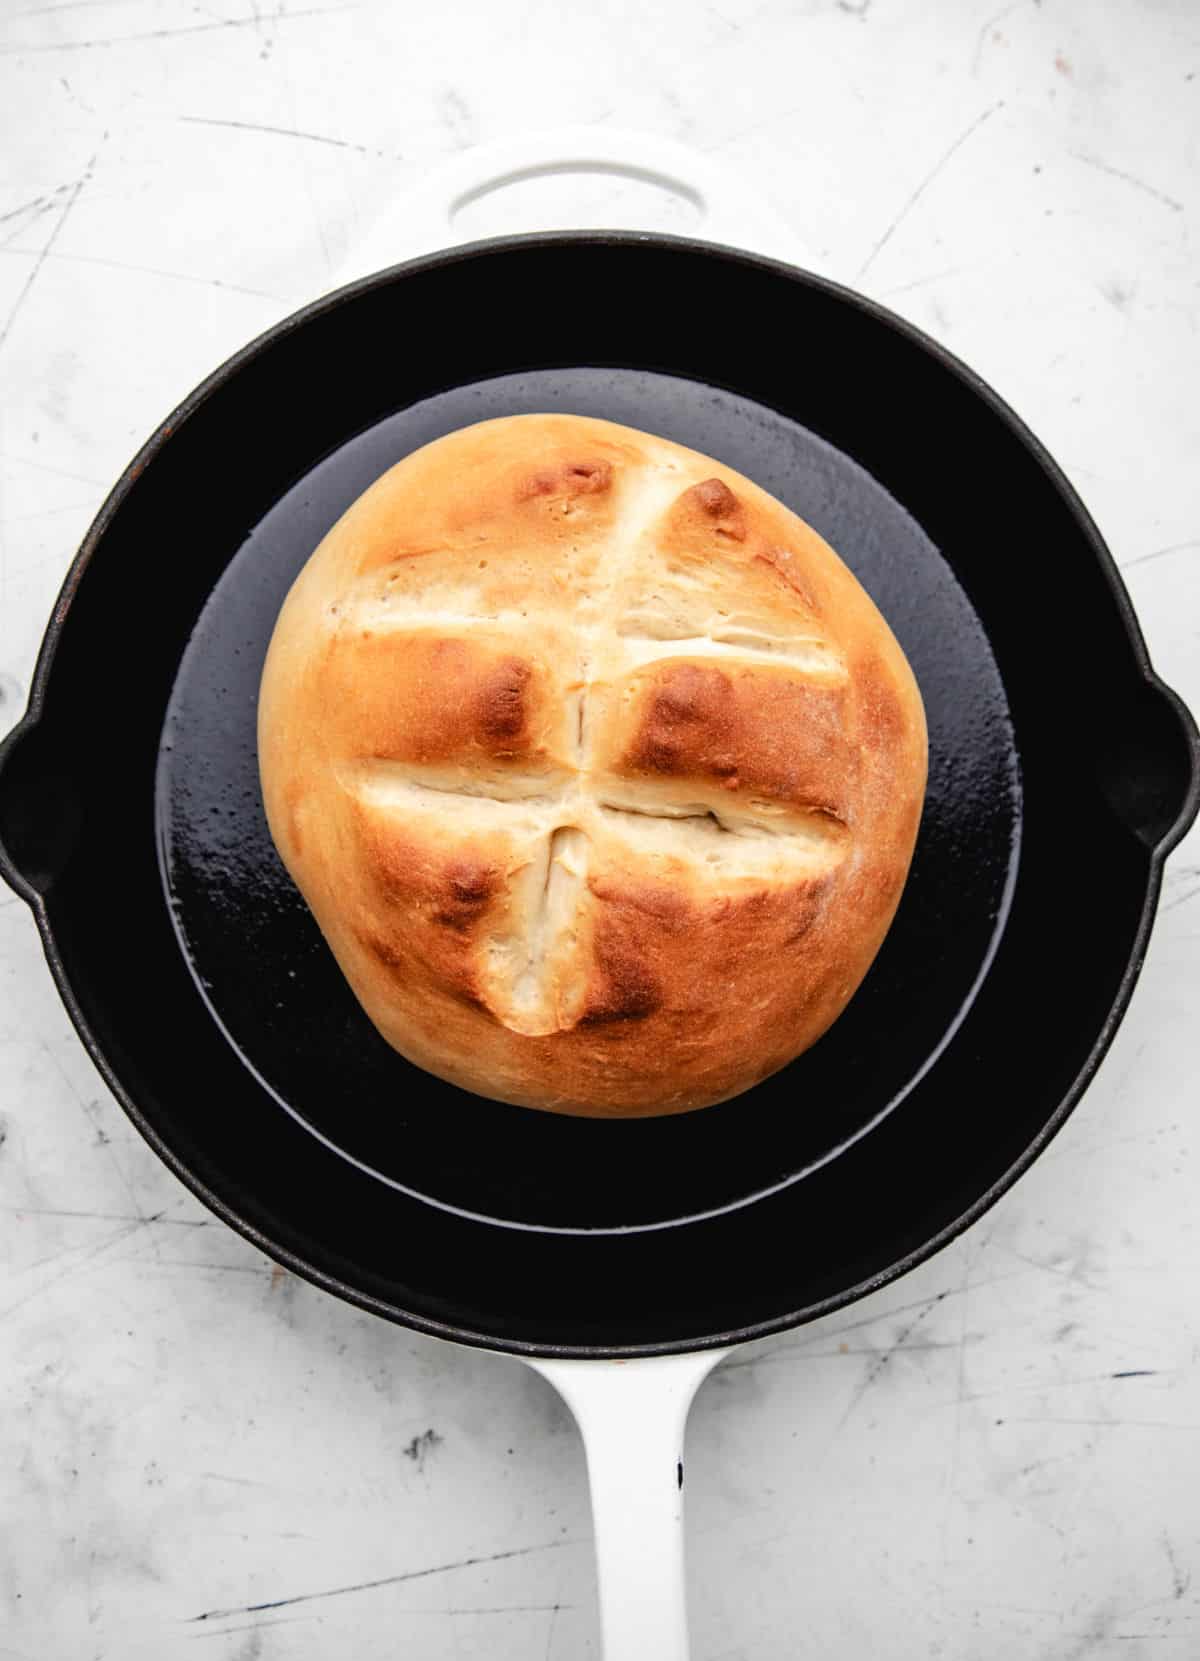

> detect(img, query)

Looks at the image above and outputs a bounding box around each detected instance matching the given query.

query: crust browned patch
[432,858,499,931]
[475,657,531,747]
[853,651,907,758]
[354,914,488,1012]
[726,869,834,947]
[350,805,421,903]
[351,807,495,916]
[621,661,856,819]
[283,779,306,859]
[586,873,690,929]
[631,664,738,778]
[350,835,497,1012]
[356,923,405,970]
[680,476,747,541]
[581,925,662,1025]
[321,633,550,765]
[517,458,614,501]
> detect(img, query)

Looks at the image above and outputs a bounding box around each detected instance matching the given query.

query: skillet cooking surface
[7,235,1193,1352]
[158,367,1019,1233]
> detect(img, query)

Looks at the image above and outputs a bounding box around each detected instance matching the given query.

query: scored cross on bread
[258,414,927,1117]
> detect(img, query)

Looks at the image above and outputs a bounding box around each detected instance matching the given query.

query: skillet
[0,132,1196,1658]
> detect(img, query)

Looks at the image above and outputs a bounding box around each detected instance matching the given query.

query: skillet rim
[0,228,1196,1358]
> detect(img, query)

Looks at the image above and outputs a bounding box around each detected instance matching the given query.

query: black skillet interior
[1,235,1195,1354]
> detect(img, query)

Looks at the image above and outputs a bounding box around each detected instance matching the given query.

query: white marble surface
[2,2,1199,1657]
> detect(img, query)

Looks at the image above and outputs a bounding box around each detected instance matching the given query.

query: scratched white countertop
[2,3,1198,1658]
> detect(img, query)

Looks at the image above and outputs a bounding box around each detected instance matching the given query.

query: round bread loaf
[258,414,927,1117]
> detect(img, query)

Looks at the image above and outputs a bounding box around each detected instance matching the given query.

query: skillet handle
[530,1348,727,1661]
[336,127,812,286]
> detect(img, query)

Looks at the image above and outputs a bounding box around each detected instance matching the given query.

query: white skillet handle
[337,126,812,285]
[531,1348,728,1661]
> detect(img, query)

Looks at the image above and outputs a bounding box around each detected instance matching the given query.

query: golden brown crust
[319,633,553,766]
[258,413,928,1116]
[614,663,855,819]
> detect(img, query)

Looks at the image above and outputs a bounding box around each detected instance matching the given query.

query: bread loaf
[258,414,927,1117]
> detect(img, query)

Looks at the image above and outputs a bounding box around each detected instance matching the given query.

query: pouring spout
[0,714,83,907]
[1096,675,1200,857]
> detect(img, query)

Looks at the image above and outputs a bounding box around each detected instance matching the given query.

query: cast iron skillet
[0,232,1196,1359]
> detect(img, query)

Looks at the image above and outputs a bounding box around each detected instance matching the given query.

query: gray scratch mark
[0,160,90,358]
[544,1599,562,1657]
[135,1260,271,1275]
[971,2,1026,75]
[187,1614,317,1641]
[858,102,1003,278]
[878,264,970,297]
[705,4,739,33]
[1070,151,1184,213]
[0,192,59,227]
[1,200,62,250]
[40,1045,160,1259]
[24,1209,172,1273]
[832,1292,949,1429]
[1162,1532,1190,1599]
[1113,1580,1200,1621]
[0,1216,145,1319]
[12,0,161,15]
[272,13,334,276]
[58,74,95,114]
[0,450,106,485]
[1015,1452,1081,1481]
[721,1339,962,1370]
[1109,1633,1194,1641]
[722,1268,1030,1370]
[0,4,356,53]
[965,1599,1066,1618]
[937,1257,972,1616]
[427,1604,571,1616]
[1003,1245,1103,1291]
[0,498,101,524]
[999,1416,1200,1429]
[247,0,269,60]
[177,114,384,157]
[0,243,286,301]
[1163,879,1200,914]
[1120,538,1198,572]
[696,100,808,150]
[4,1205,207,1224]
[189,1608,569,1639]
[201,1473,275,1489]
[1055,1604,1120,1660]
[959,1369,1172,1405]
[188,1539,579,1623]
